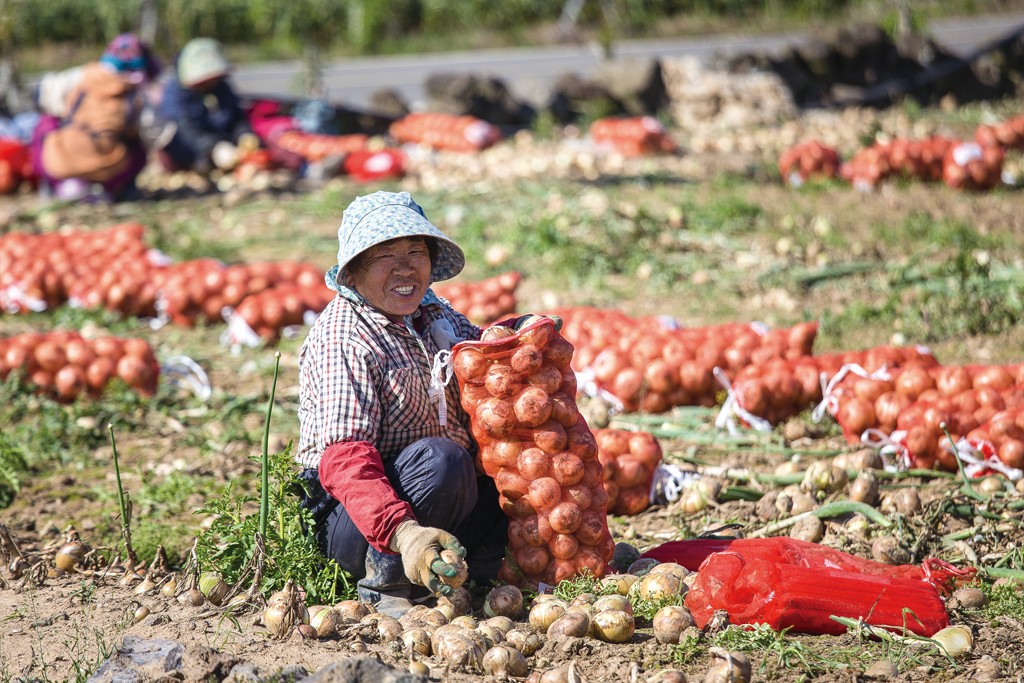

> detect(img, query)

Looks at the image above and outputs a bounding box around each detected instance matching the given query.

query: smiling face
[344,237,434,323]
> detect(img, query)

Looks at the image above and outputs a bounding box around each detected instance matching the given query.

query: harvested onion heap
[724,343,938,428]
[452,317,615,588]
[778,139,841,186]
[0,223,527,345]
[839,136,957,190]
[822,362,1024,471]
[553,307,818,413]
[589,117,678,157]
[389,112,503,153]
[0,222,153,314]
[594,428,663,516]
[433,271,522,326]
[790,117,1019,192]
[0,330,160,401]
[975,113,1024,151]
[155,259,325,328]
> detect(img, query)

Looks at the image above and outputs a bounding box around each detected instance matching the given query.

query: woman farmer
[296,191,508,616]
[35,33,160,201]
[156,37,258,174]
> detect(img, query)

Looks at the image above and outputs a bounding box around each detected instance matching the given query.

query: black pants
[300,437,508,597]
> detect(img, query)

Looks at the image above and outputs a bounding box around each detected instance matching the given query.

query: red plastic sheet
[642,538,974,636]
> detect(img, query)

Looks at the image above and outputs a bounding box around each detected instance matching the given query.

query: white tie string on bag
[713,366,772,435]
[218,305,263,353]
[429,349,454,426]
[574,366,625,414]
[860,428,909,473]
[942,437,1023,481]
[811,362,891,424]
[650,463,699,505]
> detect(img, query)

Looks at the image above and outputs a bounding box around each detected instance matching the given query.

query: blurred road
[230,13,1024,109]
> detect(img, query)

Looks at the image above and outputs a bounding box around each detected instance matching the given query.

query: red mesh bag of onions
[594,428,663,516]
[451,316,615,589]
[641,538,973,636]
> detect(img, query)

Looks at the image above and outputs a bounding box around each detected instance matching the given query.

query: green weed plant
[193,445,355,604]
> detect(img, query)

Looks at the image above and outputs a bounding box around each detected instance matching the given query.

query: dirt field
[2,100,1024,683]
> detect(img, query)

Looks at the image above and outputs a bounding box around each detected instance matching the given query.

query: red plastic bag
[642,537,973,595]
[343,148,405,182]
[685,551,949,636]
[642,537,972,636]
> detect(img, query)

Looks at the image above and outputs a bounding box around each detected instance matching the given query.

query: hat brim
[335,203,465,286]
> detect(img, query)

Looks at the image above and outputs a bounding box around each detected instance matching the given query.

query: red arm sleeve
[318,440,414,553]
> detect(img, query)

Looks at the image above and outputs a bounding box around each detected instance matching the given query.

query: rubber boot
[359,547,425,618]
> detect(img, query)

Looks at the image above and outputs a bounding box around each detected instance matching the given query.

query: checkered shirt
[297,290,480,469]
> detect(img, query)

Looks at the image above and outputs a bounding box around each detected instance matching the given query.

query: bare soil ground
[2,104,1024,682]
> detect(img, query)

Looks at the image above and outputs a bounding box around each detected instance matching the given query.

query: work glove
[388,520,466,596]
[211,141,241,170]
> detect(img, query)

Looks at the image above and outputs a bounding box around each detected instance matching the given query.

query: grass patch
[194,446,355,604]
[981,580,1024,621]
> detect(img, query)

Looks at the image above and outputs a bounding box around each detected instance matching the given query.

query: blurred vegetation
[4,0,1021,71]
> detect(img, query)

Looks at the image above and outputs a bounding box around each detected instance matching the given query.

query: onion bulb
[432,626,486,669]
[160,574,178,598]
[198,572,229,606]
[626,557,660,576]
[648,562,689,582]
[505,627,543,656]
[848,471,880,506]
[635,572,684,601]
[401,627,432,656]
[481,325,516,341]
[134,574,157,595]
[309,606,340,638]
[118,569,143,588]
[438,586,472,617]
[264,580,309,639]
[705,648,751,683]
[334,599,370,623]
[439,549,469,589]
[375,615,403,640]
[177,588,204,606]
[653,605,695,644]
[528,598,567,632]
[546,610,591,638]
[482,615,515,636]
[482,644,529,677]
[476,623,506,648]
[931,625,973,658]
[484,585,524,619]
[54,541,89,573]
[591,609,635,643]
[600,573,639,595]
[789,515,824,544]
[801,461,848,497]
[593,594,631,615]
[451,615,478,630]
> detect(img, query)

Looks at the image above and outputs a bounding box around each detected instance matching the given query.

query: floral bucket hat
[325,191,465,293]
